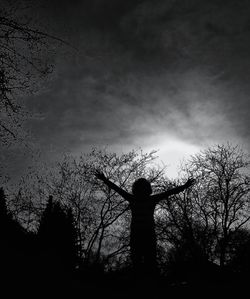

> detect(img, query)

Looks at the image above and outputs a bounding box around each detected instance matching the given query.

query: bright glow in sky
[143,135,202,179]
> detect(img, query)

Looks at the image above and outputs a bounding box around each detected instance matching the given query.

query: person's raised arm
[95,171,131,201]
[151,178,195,203]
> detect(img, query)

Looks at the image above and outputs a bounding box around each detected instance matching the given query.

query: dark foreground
[2,271,248,299]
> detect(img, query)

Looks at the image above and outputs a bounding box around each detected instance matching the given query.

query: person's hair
[132,178,152,196]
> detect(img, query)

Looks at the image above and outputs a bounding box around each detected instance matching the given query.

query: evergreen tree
[38,196,78,273]
[0,188,7,214]
[0,187,30,288]
[0,187,25,242]
[0,187,10,261]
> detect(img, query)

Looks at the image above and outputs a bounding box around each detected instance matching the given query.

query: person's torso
[130,196,156,230]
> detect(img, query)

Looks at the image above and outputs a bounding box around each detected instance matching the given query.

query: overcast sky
[2,0,250,180]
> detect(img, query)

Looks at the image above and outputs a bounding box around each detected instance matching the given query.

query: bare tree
[184,143,250,266]
[55,149,166,268]
[10,148,167,269]
[156,144,250,268]
[156,189,216,270]
[0,1,64,143]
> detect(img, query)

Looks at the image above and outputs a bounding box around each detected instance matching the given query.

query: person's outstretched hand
[95,170,106,181]
[184,178,195,188]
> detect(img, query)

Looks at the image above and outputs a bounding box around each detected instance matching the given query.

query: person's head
[132,178,152,197]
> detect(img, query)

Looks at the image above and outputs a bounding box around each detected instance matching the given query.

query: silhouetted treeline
[0,188,78,293]
[1,144,250,293]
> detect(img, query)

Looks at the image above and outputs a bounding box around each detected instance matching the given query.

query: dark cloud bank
[2,0,250,179]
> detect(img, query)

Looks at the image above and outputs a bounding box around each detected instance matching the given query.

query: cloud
[3,0,250,181]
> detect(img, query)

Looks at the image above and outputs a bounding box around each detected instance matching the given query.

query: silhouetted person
[95,172,194,279]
